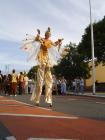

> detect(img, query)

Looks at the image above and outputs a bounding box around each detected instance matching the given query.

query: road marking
[28,138,78,140]
[5,137,78,140]
[0,104,21,107]
[67,99,77,101]
[96,102,105,105]
[0,96,4,98]
[0,96,52,111]
[0,113,78,119]
[15,100,52,111]
[0,100,15,102]
[6,136,16,140]
[5,137,79,140]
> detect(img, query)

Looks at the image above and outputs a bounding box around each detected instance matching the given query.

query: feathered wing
[21,36,41,66]
[21,34,35,51]
[27,41,40,61]
[48,46,61,66]
[21,35,62,67]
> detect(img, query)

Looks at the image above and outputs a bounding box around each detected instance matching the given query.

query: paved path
[67,91,105,97]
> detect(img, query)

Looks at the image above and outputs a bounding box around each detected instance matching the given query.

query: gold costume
[22,27,63,106]
[35,36,53,105]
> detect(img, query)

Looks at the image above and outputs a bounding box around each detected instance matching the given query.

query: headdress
[45,27,51,36]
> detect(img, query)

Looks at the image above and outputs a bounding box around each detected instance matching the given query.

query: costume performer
[21,27,63,107]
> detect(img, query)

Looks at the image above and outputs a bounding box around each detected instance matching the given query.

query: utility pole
[89,0,96,94]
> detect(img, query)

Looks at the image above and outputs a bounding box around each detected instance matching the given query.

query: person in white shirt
[24,73,29,94]
[80,78,84,94]
[11,69,17,96]
[61,77,67,95]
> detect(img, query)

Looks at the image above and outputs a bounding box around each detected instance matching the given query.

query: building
[86,63,105,91]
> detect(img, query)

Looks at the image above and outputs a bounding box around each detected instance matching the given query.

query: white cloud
[0,0,105,71]
[0,0,105,43]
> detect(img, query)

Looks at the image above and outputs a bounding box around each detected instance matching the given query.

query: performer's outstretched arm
[35,29,40,41]
[35,29,45,46]
[52,38,64,51]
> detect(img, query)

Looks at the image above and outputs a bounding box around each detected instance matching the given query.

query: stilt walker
[21,27,63,107]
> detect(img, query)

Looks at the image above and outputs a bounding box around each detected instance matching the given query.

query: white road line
[6,136,16,140]
[0,113,78,119]
[0,95,78,119]
[0,95,51,111]
[15,100,52,111]
[0,100,15,102]
[0,96,4,98]
[28,138,77,140]
[67,99,77,101]
[0,104,21,107]
[96,102,105,105]
[6,137,78,140]
[6,137,79,140]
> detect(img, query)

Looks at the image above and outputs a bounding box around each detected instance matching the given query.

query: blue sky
[0,0,105,73]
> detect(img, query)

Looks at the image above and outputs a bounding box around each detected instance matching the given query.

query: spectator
[11,69,17,96]
[52,75,58,95]
[0,70,3,94]
[18,72,24,95]
[72,80,76,93]
[61,77,67,95]
[24,73,29,94]
[80,78,84,94]
[75,77,80,95]
[57,78,61,95]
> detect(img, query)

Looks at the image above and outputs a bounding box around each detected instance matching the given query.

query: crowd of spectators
[71,77,85,94]
[0,69,32,96]
[0,70,67,96]
[0,69,85,96]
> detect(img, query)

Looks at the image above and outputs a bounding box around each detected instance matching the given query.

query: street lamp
[89,0,96,94]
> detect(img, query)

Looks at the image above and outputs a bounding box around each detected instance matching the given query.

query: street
[7,94,105,120]
[0,94,105,140]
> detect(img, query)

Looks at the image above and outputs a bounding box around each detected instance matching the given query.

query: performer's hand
[57,38,63,46]
[37,29,40,35]
[57,38,64,51]
[58,38,64,43]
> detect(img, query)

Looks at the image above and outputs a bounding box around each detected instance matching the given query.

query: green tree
[53,42,90,81]
[78,16,105,65]
[28,66,37,80]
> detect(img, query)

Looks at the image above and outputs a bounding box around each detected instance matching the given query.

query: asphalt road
[6,94,105,121]
[1,94,105,140]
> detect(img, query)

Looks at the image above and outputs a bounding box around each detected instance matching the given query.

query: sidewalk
[67,91,105,98]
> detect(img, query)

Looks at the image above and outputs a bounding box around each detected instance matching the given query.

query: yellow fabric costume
[21,27,63,106]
